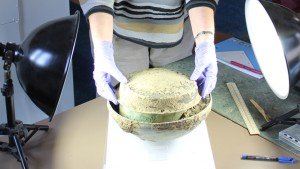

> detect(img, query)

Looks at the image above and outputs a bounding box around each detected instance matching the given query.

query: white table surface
[105,115,215,169]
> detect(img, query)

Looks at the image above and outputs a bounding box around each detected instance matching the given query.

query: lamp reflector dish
[16,13,79,120]
[245,0,289,99]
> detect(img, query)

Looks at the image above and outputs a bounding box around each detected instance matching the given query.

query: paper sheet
[104,114,216,169]
[217,51,264,79]
[215,37,261,70]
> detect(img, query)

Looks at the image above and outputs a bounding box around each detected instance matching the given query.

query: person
[79,0,219,105]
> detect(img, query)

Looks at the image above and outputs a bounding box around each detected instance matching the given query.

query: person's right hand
[93,41,127,105]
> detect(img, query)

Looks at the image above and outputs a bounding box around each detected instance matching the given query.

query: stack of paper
[216,37,263,79]
[216,51,263,79]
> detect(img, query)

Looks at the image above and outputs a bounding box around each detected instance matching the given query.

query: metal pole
[4,71,16,128]
[1,49,17,148]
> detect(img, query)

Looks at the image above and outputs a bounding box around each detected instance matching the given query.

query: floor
[69,0,249,106]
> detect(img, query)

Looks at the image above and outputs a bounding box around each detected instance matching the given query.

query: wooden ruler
[227,82,260,135]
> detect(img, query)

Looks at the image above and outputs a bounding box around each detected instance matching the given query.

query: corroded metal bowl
[117,68,201,123]
[107,96,212,142]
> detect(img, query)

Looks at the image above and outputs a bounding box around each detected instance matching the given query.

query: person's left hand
[190,40,218,98]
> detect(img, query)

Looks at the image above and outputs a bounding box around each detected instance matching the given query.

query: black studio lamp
[245,0,300,130]
[0,12,79,169]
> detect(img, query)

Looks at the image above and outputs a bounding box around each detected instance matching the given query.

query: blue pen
[241,154,296,164]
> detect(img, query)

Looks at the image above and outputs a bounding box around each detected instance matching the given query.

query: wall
[0,0,74,124]
[0,0,20,42]
[18,0,70,40]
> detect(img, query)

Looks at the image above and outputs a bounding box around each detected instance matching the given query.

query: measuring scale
[104,114,216,169]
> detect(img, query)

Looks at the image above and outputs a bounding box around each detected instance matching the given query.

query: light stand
[245,0,300,131]
[0,12,79,169]
[0,42,49,169]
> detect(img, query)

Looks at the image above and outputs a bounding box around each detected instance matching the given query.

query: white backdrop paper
[105,114,216,169]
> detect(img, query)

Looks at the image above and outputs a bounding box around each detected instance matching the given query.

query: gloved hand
[190,40,218,98]
[93,41,127,105]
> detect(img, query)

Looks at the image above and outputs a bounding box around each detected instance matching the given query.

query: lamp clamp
[0,43,22,70]
[1,79,13,97]
[0,121,28,137]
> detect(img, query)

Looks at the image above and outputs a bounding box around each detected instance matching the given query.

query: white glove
[190,40,218,98]
[93,41,127,104]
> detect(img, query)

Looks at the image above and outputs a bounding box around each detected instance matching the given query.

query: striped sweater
[80,0,218,48]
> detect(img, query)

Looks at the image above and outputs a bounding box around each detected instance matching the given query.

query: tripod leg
[24,124,49,131]
[12,135,29,169]
[23,124,49,143]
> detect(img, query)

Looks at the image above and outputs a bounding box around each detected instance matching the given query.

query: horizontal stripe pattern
[80,0,217,47]
[114,30,183,48]
[114,1,185,20]
[115,21,183,34]
[114,13,187,24]
[115,1,183,12]
[113,23,184,43]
